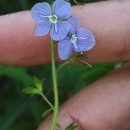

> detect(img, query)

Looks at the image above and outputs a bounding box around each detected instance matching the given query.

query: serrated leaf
[42,108,52,118]
[65,122,78,130]
[33,76,43,91]
[23,87,41,95]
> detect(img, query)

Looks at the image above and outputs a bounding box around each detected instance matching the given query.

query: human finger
[38,63,130,130]
[0,0,130,66]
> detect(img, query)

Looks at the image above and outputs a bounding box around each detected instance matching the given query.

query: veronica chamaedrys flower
[58,16,96,60]
[31,0,72,41]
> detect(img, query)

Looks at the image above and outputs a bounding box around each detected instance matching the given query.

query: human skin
[0,0,130,130]
[38,62,130,130]
[0,0,130,66]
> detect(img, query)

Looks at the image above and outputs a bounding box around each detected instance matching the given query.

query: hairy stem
[50,39,59,130]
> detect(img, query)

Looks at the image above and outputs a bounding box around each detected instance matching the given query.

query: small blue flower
[58,16,96,60]
[31,0,72,41]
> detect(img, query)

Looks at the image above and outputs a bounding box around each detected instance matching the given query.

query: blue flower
[31,0,72,41]
[58,16,96,60]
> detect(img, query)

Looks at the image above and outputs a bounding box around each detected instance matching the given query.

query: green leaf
[19,0,29,10]
[65,122,78,130]
[0,66,32,83]
[0,97,30,130]
[23,87,41,95]
[33,76,43,91]
[42,108,52,118]
[55,124,62,130]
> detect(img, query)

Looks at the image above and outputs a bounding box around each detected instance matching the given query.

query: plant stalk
[50,39,59,130]
[41,93,54,110]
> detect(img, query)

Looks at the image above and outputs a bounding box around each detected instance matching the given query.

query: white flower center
[71,34,79,49]
[49,14,58,24]
[71,34,78,44]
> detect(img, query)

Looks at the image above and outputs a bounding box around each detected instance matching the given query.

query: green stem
[41,93,54,110]
[50,39,59,130]
[56,61,69,73]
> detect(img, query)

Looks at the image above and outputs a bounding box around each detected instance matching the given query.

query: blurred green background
[0,0,122,130]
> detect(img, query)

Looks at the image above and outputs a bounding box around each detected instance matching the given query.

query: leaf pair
[23,76,43,95]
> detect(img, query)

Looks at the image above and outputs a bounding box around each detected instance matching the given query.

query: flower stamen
[71,34,77,44]
[54,23,58,34]
[71,34,79,49]
[76,36,90,40]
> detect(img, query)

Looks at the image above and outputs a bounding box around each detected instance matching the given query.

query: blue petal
[50,21,70,41]
[74,28,96,52]
[35,21,51,36]
[68,16,80,35]
[58,37,73,60]
[52,0,72,19]
[31,2,51,23]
